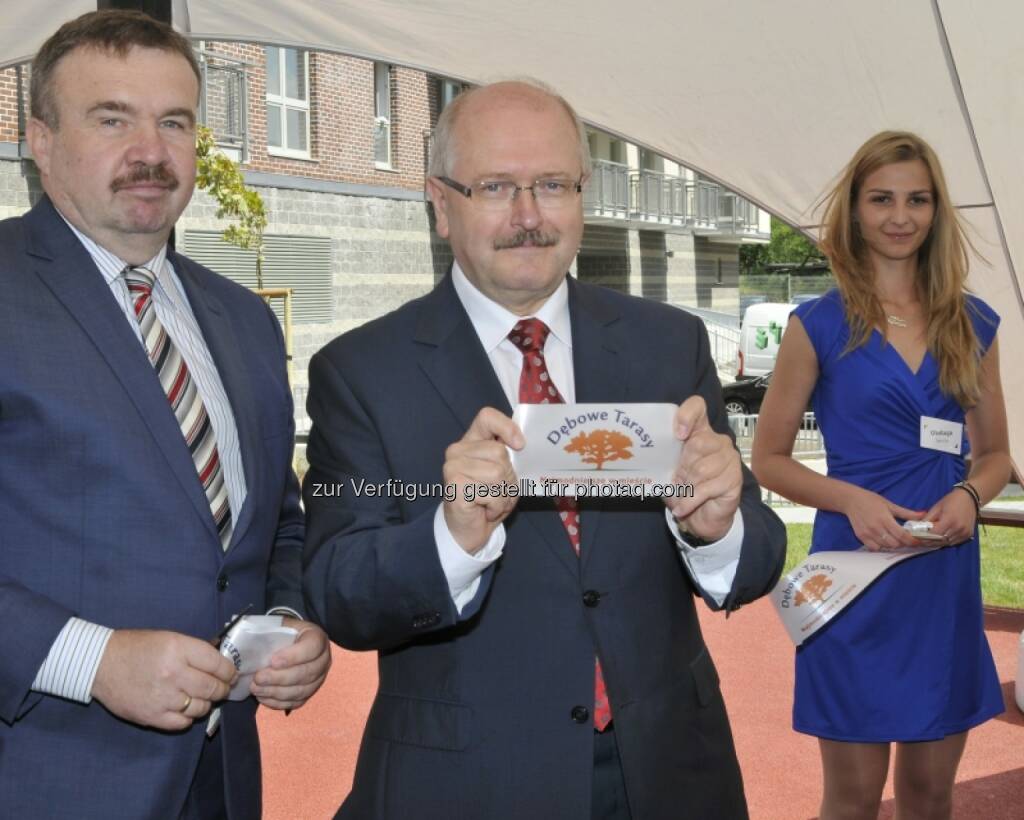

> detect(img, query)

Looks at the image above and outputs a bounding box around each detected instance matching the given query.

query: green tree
[740,217,824,275]
[195,125,269,288]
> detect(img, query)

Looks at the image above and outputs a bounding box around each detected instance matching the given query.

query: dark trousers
[179,729,228,820]
[593,725,632,820]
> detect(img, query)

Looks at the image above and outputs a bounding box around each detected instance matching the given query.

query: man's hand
[250,619,332,711]
[91,629,237,731]
[665,396,743,542]
[442,407,525,554]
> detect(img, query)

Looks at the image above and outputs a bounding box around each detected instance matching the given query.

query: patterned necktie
[508,318,612,731]
[123,265,233,550]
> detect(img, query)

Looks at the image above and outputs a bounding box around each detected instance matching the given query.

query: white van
[736,302,797,379]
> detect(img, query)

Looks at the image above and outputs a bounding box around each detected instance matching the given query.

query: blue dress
[791,289,1004,742]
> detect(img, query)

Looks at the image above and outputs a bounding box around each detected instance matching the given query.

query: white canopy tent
[2,0,1021,464]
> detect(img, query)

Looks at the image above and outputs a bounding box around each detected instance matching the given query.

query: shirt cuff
[665,508,744,606]
[433,503,505,613]
[32,617,114,704]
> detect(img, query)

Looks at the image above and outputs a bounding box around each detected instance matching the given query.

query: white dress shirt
[435,263,744,612]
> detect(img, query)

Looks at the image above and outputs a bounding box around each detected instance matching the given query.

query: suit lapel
[567,278,628,574]
[415,277,512,428]
[24,198,219,541]
[171,252,261,553]
[415,276,582,578]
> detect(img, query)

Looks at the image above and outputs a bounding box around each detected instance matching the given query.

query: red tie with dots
[508,318,612,731]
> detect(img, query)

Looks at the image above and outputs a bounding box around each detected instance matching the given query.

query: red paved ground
[260,603,1024,819]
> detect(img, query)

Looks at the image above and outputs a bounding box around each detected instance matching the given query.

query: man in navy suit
[0,11,330,818]
[303,80,786,819]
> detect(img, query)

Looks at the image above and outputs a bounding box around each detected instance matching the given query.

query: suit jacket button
[426,612,441,626]
[216,574,229,591]
[582,590,601,607]
[571,706,590,724]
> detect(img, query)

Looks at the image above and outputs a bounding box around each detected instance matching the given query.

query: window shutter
[181,230,333,324]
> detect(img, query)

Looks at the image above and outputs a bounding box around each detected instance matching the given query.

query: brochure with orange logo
[772,546,940,646]
[510,403,685,498]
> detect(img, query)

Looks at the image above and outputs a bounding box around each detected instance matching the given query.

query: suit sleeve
[0,577,76,723]
[301,349,480,651]
[260,301,307,616]
[689,315,787,612]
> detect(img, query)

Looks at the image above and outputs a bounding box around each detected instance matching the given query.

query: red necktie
[508,318,612,731]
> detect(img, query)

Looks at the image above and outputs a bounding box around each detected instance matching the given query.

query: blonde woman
[752,132,1009,820]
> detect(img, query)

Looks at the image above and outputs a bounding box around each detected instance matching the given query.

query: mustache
[493,230,560,251]
[111,164,180,192]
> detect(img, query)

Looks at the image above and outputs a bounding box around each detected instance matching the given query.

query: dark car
[720,372,815,420]
[720,372,771,415]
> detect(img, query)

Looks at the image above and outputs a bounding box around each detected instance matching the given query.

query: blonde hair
[819,130,984,406]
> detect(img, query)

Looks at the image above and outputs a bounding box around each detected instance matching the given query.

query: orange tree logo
[793,574,832,607]
[564,429,634,469]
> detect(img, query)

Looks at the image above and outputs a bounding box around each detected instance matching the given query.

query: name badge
[920,416,963,455]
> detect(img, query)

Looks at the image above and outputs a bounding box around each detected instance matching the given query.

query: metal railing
[705,321,741,371]
[583,160,765,238]
[584,159,631,217]
[196,49,249,158]
[631,169,689,224]
[688,179,720,228]
[292,386,311,436]
[729,412,822,459]
[718,191,761,234]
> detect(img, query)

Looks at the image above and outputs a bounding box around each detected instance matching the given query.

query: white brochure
[219,615,299,701]
[510,403,684,498]
[772,546,940,646]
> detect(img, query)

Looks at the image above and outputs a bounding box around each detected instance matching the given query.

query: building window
[373,63,392,168]
[439,79,466,110]
[265,47,310,158]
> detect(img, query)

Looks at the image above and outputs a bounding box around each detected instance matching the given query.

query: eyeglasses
[437,175,583,211]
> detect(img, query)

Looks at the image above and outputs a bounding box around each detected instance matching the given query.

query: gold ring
[180,693,192,713]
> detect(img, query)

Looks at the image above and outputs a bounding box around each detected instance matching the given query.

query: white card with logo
[772,546,939,646]
[510,403,684,498]
[920,416,963,455]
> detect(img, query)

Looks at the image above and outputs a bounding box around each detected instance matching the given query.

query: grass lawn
[783,523,1024,609]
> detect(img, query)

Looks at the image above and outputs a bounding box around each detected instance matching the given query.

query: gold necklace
[886,314,909,328]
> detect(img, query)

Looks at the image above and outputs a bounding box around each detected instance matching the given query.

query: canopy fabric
[3,0,1021,466]
[0,0,93,69]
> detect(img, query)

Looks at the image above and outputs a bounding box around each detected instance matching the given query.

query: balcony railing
[583,158,630,218]
[583,160,766,238]
[717,191,762,234]
[196,49,249,159]
[631,169,689,224]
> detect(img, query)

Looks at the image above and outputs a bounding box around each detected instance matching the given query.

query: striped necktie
[123,265,233,550]
[508,318,612,731]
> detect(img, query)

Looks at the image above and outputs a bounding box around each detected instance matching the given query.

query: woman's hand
[842,486,926,551]
[924,489,977,546]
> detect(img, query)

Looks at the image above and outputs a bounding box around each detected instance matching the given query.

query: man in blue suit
[0,11,330,819]
[303,80,786,819]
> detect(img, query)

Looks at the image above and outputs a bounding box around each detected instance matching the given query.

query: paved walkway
[260,600,1023,819]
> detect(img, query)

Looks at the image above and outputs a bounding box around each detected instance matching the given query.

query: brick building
[0,45,767,416]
